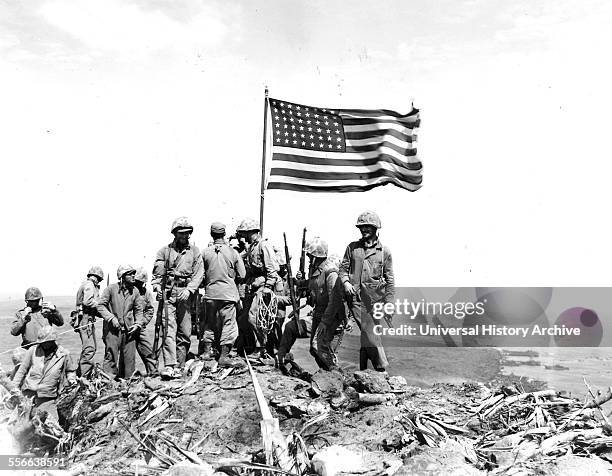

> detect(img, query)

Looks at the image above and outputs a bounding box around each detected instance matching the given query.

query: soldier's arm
[382,247,395,304]
[132,292,145,326]
[187,249,204,294]
[96,287,116,323]
[151,247,167,290]
[82,281,98,308]
[261,241,280,289]
[326,270,339,297]
[12,347,33,388]
[47,308,64,326]
[139,292,155,327]
[339,244,352,284]
[10,312,26,336]
[235,251,246,282]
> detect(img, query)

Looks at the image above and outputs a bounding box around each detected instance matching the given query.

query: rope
[0,322,95,358]
[255,291,278,335]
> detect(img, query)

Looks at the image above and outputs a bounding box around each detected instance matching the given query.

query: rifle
[299,227,307,280]
[153,248,172,362]
[283,233,305,337]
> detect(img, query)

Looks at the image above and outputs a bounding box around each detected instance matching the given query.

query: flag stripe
[272,146,421,165]
[267,175,421,192]
[344,122,416,135]
[270,166,423,184]
[346,142,417,156]
[342,116,420,127]
[271,152,422,171]
[345,128,416,143]
[338,108,419,120]
[271,158,422,175]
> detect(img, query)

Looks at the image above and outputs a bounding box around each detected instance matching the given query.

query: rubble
[1,357,612,475]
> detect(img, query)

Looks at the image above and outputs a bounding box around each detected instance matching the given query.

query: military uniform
[96,267,144,379]
[74,266,104,377]
[201,226,246,352]
[339,236,394,370]
[134,283,157,375]
[11,288,64,348]
[152,218,204,370]
[12,328,77,423]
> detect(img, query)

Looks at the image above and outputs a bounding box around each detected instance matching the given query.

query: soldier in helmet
[96,265,144,379]
[12,327,77,423]
[11,287,64,348]
[132,268,158,375]
[277,237,345,373]
[152,217,204,379]
[334,211,395,372]
[200,222,246,367]
[73,266,104,377]
[235,218,281,359]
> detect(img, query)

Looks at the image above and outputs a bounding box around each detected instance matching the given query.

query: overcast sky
[1,0,611,299]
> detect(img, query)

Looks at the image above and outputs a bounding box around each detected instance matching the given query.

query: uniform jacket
[13,344,76,398]
[309,259,339,318]
[76,278,100,318]
[152,241,204,294]
[96,282,144,329]
[245,237,280,289]
[339,239,394,304]
[137,286,155,327]
[11,308,64,347]
[202,239,246,302]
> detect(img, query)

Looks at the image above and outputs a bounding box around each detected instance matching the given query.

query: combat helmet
[87,266,104,281]
[117,264,136,280]
[135,267,148,283]
[171,217,193,234]
[236,218,260,233]
[355,210,381,229]
[25,287,43,301]
[306,237,329,258]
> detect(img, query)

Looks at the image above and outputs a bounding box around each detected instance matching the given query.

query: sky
[1,0,611,299]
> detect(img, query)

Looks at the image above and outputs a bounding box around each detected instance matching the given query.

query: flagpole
[260,86,269,235]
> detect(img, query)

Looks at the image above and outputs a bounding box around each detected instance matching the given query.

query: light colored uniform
[11,308,64,348]
[75,278,100,377]
[152,242,204,367]
[201,239,246,347]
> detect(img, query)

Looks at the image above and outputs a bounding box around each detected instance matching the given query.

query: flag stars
[326,129,331,134]
[319,143,324,148]
[334,122,339,126]
[328,144,333,149]
[301,141,306,146]
[311,142,315,146]
[305,113,310,117]
[317,128,322,133]
[336,144,342,149]
[285,139,289,144]
[285,132,289,136]
[324,121,329,126]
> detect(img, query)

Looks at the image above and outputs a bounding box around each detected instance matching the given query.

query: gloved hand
[343,281,356,296]
[23,308,32,322]
[177,289,190,302]
[127,324,141,336]
[110,317,121,331]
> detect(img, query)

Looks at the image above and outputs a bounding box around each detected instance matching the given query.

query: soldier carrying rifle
[152,217,204,379]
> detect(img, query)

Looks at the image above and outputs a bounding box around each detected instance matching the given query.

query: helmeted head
[117,264,136,282]
[306,237,328,259]
[236,218,260,244]
[210,222,226,237]
[135,267,148,284]
[87,266,104,282]
[355,210,381,229]
[37,326,58,351]
[25,287,43,302]
[171,216,193,234]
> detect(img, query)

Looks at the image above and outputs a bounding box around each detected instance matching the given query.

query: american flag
[266,98,422,193]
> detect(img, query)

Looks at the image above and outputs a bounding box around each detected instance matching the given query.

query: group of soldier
[7,210,394,423]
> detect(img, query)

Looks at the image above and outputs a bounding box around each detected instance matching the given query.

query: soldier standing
[132,268,158,375]
[73,266,104,377]
[96,265,144,379]
[152,217,204,379]
[11,287,64,348]
[235,218,280,359]
[278,237,344,370]
[200,222,246,366]
[338,211,394,372]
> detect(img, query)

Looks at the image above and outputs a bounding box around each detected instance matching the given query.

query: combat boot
[218,345,246,369]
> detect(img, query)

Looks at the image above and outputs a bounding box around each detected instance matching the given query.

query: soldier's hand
[42,300,56,311]
[127,324,141,336]
[110,317,120,331]
[295,271,303,280]
[252,276,265,289]
[343,281,356,296]
[177,289,190,302]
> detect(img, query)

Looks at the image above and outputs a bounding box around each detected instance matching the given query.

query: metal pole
[260,87,269,235]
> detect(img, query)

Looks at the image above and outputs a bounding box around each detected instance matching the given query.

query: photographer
[11,287,64,348]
